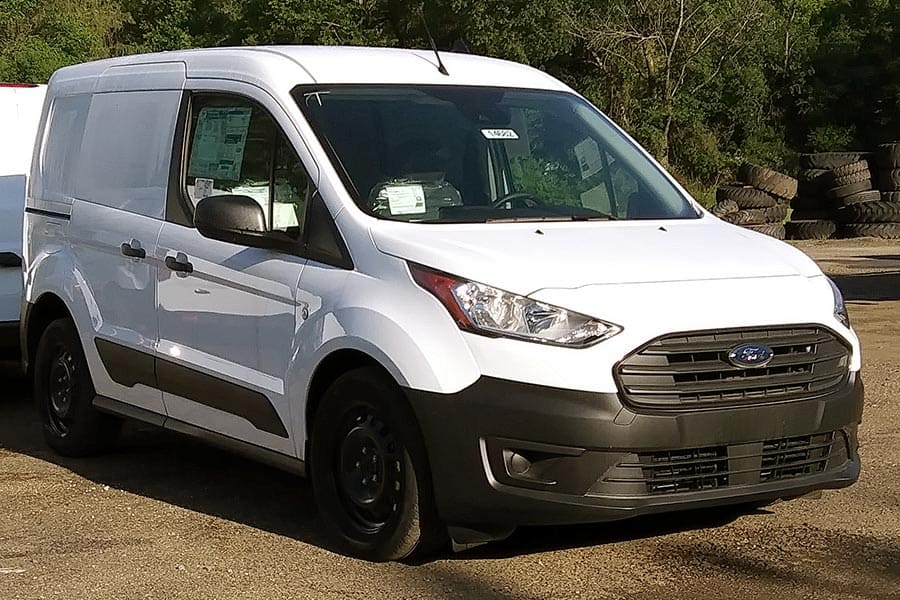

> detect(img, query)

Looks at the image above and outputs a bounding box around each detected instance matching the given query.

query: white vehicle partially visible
[0,83,46,357]
[22,48,862,562]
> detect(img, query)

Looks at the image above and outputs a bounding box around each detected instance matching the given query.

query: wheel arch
[305,348,401,443]
[22,292,74,375]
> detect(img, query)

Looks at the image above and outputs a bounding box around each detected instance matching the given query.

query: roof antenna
[419,8,449,76]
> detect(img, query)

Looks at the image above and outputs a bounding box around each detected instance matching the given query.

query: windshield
[294,86,700,223]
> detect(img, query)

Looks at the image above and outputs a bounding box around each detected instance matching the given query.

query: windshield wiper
[485,214,616,223]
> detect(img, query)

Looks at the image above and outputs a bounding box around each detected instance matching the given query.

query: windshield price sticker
[385,184,427,215]
[574,137,604,180]
[194,177,214,200]
[481,128,519,140]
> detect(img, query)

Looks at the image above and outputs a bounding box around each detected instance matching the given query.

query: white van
[23,47,862,561]
[1,83,46,357]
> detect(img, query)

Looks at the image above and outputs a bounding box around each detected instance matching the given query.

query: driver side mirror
[194,194,276,249]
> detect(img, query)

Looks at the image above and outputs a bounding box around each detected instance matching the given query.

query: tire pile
[786,152,874,239]
[786,146,900,240]
[843,143,900,239]
[710,164,795,239]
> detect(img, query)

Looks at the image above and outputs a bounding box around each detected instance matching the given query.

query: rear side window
[184,94,311,238]
[75,90,180,219]
[35,94,90,203]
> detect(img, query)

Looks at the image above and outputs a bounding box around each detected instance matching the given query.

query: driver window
[184,94,311,239]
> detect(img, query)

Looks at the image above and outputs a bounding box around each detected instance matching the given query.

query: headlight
[827,277,850,328]
[409,263,622,347]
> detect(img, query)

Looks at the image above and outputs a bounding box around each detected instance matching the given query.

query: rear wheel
[310,367,445,561]
[34,318,120,456]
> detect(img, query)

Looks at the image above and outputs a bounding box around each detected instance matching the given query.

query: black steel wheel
[45,345,77,437]
[335,407,405,535]
[34,318,120,456]
[310,367,445,561]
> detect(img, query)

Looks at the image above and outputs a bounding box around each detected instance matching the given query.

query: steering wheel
[491,192,547,209]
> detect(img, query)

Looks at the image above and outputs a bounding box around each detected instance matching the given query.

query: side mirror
[194,194,273,248]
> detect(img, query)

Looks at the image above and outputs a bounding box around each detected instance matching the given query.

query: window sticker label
[481,128,519,140]
[188,107,252,181]
[385,184,427,215]
[574,137,604,180]
[194,177,214,200]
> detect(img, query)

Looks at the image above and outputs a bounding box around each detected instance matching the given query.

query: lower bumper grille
[602,431,840,496]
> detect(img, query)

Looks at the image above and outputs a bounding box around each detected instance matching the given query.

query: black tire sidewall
[34,319,118,456]
[309,368,439,561]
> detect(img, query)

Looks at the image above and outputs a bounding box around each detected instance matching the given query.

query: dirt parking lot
[1,239,899,600]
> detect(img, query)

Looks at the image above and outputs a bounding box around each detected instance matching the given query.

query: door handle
[121,239,146,259]
[165,251,193,274]
[0,252,21,268]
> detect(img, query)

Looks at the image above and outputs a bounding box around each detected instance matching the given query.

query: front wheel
[309,367,445,561]
[34,318,121,456]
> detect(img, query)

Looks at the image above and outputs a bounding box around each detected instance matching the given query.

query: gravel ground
[1,239,899,600]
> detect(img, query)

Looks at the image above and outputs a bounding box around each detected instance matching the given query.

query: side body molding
[94,338,289,438]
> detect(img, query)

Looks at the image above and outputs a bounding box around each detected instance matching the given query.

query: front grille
[603,432,837,496]
[616,325,850,409]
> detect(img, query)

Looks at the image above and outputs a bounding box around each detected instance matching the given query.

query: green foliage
[4,0,899,192]
[0,0,125,82]
[510,156,582,206]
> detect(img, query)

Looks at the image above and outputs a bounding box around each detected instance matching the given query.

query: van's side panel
[55,81,182,416]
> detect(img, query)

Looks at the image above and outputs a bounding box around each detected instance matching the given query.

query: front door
[156,90,313,453]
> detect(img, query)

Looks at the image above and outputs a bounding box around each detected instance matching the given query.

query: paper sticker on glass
[188,107,252,181]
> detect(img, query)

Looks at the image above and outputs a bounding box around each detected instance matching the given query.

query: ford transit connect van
[1,83,45,357]
[23,47,862,561]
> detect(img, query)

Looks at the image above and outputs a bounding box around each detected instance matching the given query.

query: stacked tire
[710,163,794,239]
[786,152,873,240]
[837,143,900,239]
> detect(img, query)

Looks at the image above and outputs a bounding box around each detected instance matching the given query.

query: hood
[371,217,822,295]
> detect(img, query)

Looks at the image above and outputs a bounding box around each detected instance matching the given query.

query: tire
[790,208,834,221]
[830,160,870,178]
[827,179,872,199]
[839,223,900,239]
[723,208,768,226]
[785,220,837,240]
[34,318,121,456]
[743,223,786,239]
[716,185,777,209]
[710,199,739,217]
[737,164,798,199]
[877,143,900,169]
[764,203,788,223]
[835,200,900,224]
[834,190,880,208]
[798,168,830,182]
[879,169,900,191]
[830,168,871,188]
[309,367,445,561]
[799,152,865,170]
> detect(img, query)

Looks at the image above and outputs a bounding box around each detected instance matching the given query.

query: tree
[568,0,771,170]
[0,0,125,82]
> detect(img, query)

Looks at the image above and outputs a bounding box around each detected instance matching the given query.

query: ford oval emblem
[727,343,774,368]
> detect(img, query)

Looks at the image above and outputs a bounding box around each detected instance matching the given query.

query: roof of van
[48,46,572,94]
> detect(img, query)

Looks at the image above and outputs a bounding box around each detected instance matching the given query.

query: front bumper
[406,374,863,529]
